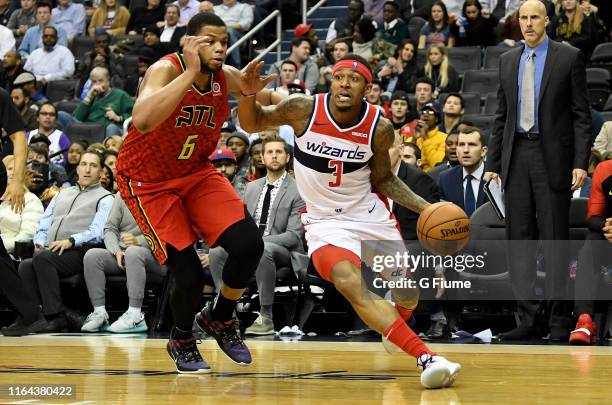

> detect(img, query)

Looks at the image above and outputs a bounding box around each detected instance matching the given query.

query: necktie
[520,50,535,132]
[258,184,275,235]
[464,174,476,217]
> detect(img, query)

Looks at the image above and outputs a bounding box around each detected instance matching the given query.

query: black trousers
[0,237,41,323]
[505,138,572,326]
[574,231,612,315]
[18,249,84,316]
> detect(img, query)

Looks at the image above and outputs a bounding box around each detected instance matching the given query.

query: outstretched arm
[370,117,430,213]
[237,60,313,134]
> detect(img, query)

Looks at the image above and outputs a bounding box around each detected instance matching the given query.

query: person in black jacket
[126,0,165,35]
[450,0,500,47]
[158,4,186,52]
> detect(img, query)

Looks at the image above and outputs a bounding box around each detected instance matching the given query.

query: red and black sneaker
[569,313,597,345]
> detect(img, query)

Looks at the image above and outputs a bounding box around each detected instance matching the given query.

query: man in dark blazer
[484,0,591,340]
[439,126,488,216]
[158,4,186,52]
[209,135,305,336]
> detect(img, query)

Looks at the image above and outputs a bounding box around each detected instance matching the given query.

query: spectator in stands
[274,60,308,95]
[123,48,155,97]
[60,67,133,137]
[414,76,436,114]
[376,38,418,94]
[353,17,396,66]
[366,79,390,115]
[316,39,352,94]
[211,136,306,335]
[428,129,460,182]
[104,135,123,153]
[451,0,499,47]
[438,125,487,215]
[326,0,364,43]
[136,24,175,61]
[0,155,44,254]
[592,121,612,162]
[65,141,87,184]
[500,0,525,47]
[552,0,596,57]
[294,23,321,58]
[19,1,68,59]
[419,43,459,97]
[0,50,25,93]
[88,0,130,37]
[23,26,75,85]
[127,0,165,35]
[248,138,266,180]
[0,0,13,26]
[411,102,447,171]
[13,72,48,106]
[480,0,521,22]
[379,1,409,45]
[214,0,254,68]
[10,87,37,130]
[199,0,214,14]
[390,90,416,140]
[27,104,70,167]
[210,147,248,198]
[418,0,455,49]
[570,159,611,345]
[0,24,15,60]
[401,142,423,168]
[399,0,436,22]
[364,0,385,23]
[78,53,111,100]
[103,150,117,177]
[225,130,250,184]
[157,4,186,51]
[81,193,166,333]
[7,0,36,41]
[18,150,113,333]
[52,0,86,40]
[26,142,70,192]
[267,37,319,94]
[389,135,439,240]
[439,92,464,133]
[174,0,199,26]
[80,33,121,83]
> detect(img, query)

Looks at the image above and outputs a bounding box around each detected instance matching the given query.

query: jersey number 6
[178,134,199,160]
[328,160,343,188]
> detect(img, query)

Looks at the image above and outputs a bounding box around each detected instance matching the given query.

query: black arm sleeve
[0,88,26,137]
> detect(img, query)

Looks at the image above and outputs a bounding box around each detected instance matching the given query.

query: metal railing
[227,10,282,71]
[303,0,327,23]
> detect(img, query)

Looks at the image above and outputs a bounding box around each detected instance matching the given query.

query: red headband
[332,60,372,83]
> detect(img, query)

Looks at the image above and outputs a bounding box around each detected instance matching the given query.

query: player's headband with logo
[332,60,372,84]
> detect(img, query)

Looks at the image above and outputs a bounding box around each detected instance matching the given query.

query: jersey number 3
[178,134,199,160]
[328,160,343,187]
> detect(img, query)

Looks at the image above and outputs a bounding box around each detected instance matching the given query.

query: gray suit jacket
[245,174,306,254]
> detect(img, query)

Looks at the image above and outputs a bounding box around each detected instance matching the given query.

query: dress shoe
[498,324,540,340]
[43,314,69,333]
[63,308,85,331]
[1,316,49,336]
[426,320,450,339]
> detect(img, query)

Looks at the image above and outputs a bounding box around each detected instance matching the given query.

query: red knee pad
[311,245,361,282]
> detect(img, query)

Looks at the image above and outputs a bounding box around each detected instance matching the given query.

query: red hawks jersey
[117,53,230,182]
[294,93,383,219]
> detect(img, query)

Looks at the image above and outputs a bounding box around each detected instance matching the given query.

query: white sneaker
[418,354,461,389]
[107,311,148,333]
[81,311,109,332]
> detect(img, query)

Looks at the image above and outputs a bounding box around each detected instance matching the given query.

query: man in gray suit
[209,135,306,335]
[484,0,591,340]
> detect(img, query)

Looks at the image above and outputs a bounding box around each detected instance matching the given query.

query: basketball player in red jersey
[116,13,281,374]
[237,55,461,389]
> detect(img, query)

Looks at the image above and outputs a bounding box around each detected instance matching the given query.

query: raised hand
[182,36,208,75]
[240,60,276,97]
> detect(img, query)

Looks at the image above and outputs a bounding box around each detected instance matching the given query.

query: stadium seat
[588,85,610,111]
[601,111,612,122]
[448,47,482,75]
[484,92,499,115]
[590,42,612,63]
[56,99,80,115]
[604,94,612,111]
[569,198,589,241]
[121,54,140,78]
[70,35,95,65]
[586,67,611,85]
[408,17,426,44]
[483,46,509,69]
[439,92,481,114]
[46,79,79,103]
[462,114,495,133]
[65,122,105,145]
[461,69,499,94]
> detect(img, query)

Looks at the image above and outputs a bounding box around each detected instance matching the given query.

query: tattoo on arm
[370,118,430,213]
[250,95,313,134]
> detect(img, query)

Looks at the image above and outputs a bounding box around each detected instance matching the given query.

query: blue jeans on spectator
[58,111,124,138]
[227,28,244,68]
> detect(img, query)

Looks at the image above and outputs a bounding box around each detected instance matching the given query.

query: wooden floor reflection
[0,335,611,404]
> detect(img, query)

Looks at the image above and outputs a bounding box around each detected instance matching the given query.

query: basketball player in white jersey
[237,55,461,389]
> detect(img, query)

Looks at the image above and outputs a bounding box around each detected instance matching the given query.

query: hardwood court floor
[1,335,611,404]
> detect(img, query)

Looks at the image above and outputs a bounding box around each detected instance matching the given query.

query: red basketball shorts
[116,164,245,264]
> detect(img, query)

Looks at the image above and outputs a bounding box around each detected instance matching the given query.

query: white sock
[127,307,141,317]
[94,306,106,314]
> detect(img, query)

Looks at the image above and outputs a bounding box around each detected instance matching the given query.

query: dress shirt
[18,24,68,57]
[174,0,199,26]
[253,171,287,236]
[24,45,75,82]
[52,2,86,38]
[516,36,549,134]
[160,24,177,42]
[213,2,254,31]
[0,25,15,59]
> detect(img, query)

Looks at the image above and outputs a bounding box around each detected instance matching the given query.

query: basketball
[417,202,471,255]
